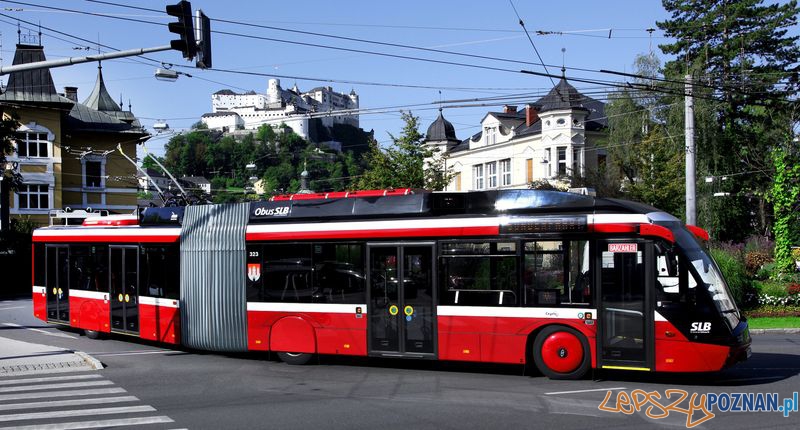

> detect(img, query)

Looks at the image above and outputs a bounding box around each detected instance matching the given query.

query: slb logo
[691,322,711,334]
[253,206,289,217]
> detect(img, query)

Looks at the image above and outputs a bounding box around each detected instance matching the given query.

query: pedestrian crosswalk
[0,373,176,429]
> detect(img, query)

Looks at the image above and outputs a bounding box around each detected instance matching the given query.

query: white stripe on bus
[437,306,596,319]
[32,227,179,238]
[246,217,505,234]
[137,296,179,308]
[247,302,367,314]
[588,214,652,224]
[68,290,107,301]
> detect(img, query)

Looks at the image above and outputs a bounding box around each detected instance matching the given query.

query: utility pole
[685,74,696,225]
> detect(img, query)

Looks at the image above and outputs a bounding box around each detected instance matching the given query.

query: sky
[0,1,695,159]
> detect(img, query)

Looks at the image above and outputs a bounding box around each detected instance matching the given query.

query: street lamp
[154,68,179,82]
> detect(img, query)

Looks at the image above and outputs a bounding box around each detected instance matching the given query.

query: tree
[598,52,685,212]
[163,130,214,177]
[354,111,452,190]
[767,140,800,273]
[625,126,685,215]
[141,154,165,172]
[0,113,21,189]
[657,0,800,240]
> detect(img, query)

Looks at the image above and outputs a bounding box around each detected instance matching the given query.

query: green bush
[754,280,788,297]
[755,262,777,280]
[710,247,751,307]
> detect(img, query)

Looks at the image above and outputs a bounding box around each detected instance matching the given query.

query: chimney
[525,104,539,127]
[64,86,78,102]
[503,105,517,114]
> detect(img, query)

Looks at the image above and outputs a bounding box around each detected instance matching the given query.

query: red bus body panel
[68,291,109,333]
[438,315,597,365]
[248,306,368,356]
[32,286,47,322]
[139,298,181,344]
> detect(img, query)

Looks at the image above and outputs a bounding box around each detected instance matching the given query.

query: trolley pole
[685,74,696,225]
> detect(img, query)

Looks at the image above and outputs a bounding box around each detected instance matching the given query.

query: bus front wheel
[277,352,313,365]
[533,326,589,380]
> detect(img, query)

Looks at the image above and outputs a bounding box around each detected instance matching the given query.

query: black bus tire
[277,352,313,365]
[84,329,103,340]
[533,325,590,380]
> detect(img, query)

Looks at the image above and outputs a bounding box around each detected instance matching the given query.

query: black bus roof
[137,189,663,226]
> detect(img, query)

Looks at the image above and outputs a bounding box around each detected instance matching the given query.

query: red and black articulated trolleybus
[32,189,751,379]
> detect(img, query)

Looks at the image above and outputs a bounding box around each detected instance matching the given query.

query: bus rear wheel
[84,329,103,340]
[277,352,313,365]
[533,326,589,380]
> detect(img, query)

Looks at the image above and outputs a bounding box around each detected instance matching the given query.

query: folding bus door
[368,243,436,358]
[110,246,139,334]
[597,239,655,372]
[45,245,70,323]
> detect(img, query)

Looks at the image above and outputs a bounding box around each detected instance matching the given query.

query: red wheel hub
[541,331,583,374]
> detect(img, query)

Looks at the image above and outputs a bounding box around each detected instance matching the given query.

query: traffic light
[195,10,212,69]
[166,1,196,60]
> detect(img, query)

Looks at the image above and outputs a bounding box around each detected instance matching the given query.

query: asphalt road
[1,297,799,430]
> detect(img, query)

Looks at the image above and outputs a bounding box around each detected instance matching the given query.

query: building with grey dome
[425,75,607,191]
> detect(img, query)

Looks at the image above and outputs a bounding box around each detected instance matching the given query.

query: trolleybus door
[367,244,436,358]
[45,245,70,323]
[597,239,654,371]
[109,246,139,334]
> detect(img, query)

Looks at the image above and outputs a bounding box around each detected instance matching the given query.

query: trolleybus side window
[247,242,366,304]
[523,240,591,306]
[140,246,180,299]
[33,243,45,287]
[262,244,314,302]
[312,243,365,304]
[440,241,519,307]
[69,245,108,292]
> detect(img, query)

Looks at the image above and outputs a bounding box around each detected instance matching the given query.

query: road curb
[75,351,104,370]
[749,328,800,335]
[0,335,103,376]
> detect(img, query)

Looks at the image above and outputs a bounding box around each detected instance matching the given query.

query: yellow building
[0,43,148,227]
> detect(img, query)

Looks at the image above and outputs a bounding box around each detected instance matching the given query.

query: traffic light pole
[0,45,172,76]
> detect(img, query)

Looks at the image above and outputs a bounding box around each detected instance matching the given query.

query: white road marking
[0,380,113,394]
[544,387,627,396]
[0,306,26,310]
[0,405,155,422]
[0,323,77,339]
[0,416,174,430]
[0,387,126,402]
[0,374,103,386]
[0,396,139,411]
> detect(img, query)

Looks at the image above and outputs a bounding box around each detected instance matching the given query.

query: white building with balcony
[426,75,607,191]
